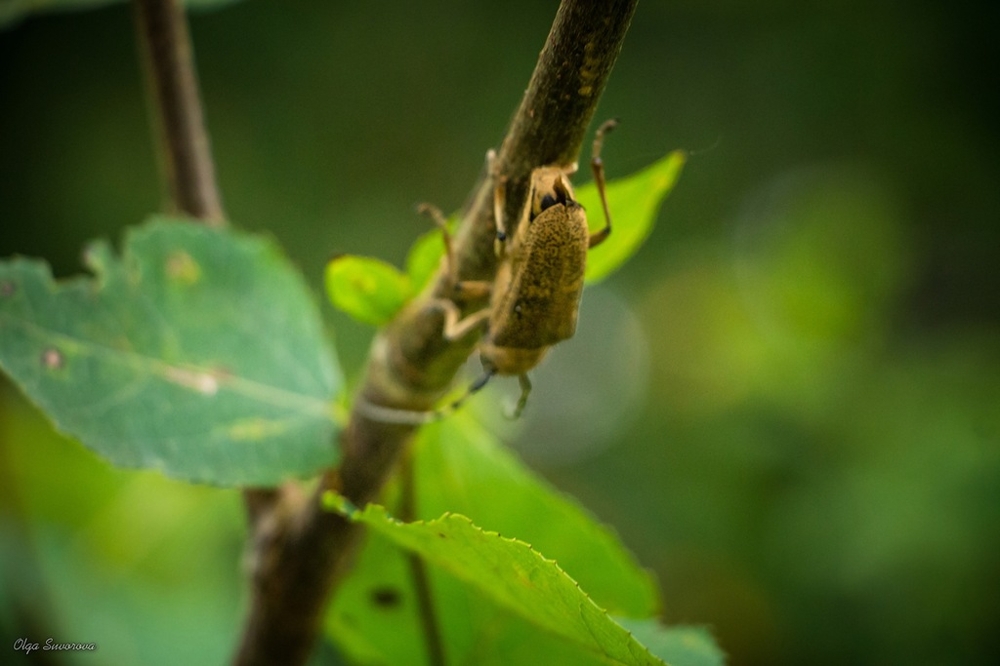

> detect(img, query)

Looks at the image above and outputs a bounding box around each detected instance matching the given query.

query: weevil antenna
[438,367,496,417]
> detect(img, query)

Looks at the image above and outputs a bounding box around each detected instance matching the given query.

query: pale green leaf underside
[580,149,686,283]
[329,498,666,666]
[617,619,727,666]
[0,217,341,486]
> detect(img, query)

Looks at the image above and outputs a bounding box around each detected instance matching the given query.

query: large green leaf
[326,414,673,665]
[327,525,641,666]
[328,497,666,666]
[579,150,686,283]
[416,414,658,617]
[0,0,239,31]
[0,217,340,486]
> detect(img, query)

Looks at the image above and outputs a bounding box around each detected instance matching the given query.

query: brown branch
[133,0,225,224]
[232,1,639,664]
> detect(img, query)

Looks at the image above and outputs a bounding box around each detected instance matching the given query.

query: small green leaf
[0,217,341,486]
[330,501,666,666]
[579,150,686,283]
[405,226,448,294]
[616,619,726,666]
[325,255,413,326]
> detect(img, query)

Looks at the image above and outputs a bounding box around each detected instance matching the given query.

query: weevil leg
[430,298,491,341]
[507,373,532,419]
[417,202,457,285]
[488,149,509,259]
[419,203,492,300]
[588,118,618,249]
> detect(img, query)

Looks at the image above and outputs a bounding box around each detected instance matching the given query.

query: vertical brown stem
[133,0,225,224]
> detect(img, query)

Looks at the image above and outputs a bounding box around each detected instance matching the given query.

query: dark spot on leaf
[41,348,64,370]
[0,280,15,298]
[369,586,402,608]
[438,532,447,539]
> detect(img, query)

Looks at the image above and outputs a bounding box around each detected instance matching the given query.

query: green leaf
[326,413,668,664]
[325,255,413,326]
[327,525,628,666]
[405,226,448,294]
[579,150,686,283]
[326,213,452,326]
[0,217,341,486]
[326,150,681,325]
[417,414,658,618]
[0,0,240,31]
[617,619,727,666]
[328,498,667,666]
[325,415,723,665]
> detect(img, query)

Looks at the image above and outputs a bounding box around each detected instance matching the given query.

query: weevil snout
[538,179,572,212]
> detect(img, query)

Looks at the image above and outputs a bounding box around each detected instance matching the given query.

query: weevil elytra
[353,120,617,425]
[431,119,618,418]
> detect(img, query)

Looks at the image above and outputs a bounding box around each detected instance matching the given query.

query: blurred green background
[2,1,998,664]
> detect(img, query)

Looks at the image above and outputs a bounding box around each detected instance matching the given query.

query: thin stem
[132,6,287,654]
[234,1,638,663]
[400,451,447,666]
[133,0,225,224]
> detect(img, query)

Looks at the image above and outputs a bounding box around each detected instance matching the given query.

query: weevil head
[529,167,577,221]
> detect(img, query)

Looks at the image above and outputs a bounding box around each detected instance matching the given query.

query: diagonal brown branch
[233,1,639,664]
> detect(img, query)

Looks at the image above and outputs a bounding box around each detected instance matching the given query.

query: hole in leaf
[369,586,402,608]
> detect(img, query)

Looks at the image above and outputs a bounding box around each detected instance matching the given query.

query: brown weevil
[354,120,618,425]
[431,119,618,418]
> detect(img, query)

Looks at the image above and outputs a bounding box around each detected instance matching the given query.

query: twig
[233,1,639,664]
[133,0,225,224]
[399,451,447,666]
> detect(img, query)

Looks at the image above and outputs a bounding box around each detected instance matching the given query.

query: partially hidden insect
[355,119,617,424]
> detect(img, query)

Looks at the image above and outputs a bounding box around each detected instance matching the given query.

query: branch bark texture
[234,1,639,664]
